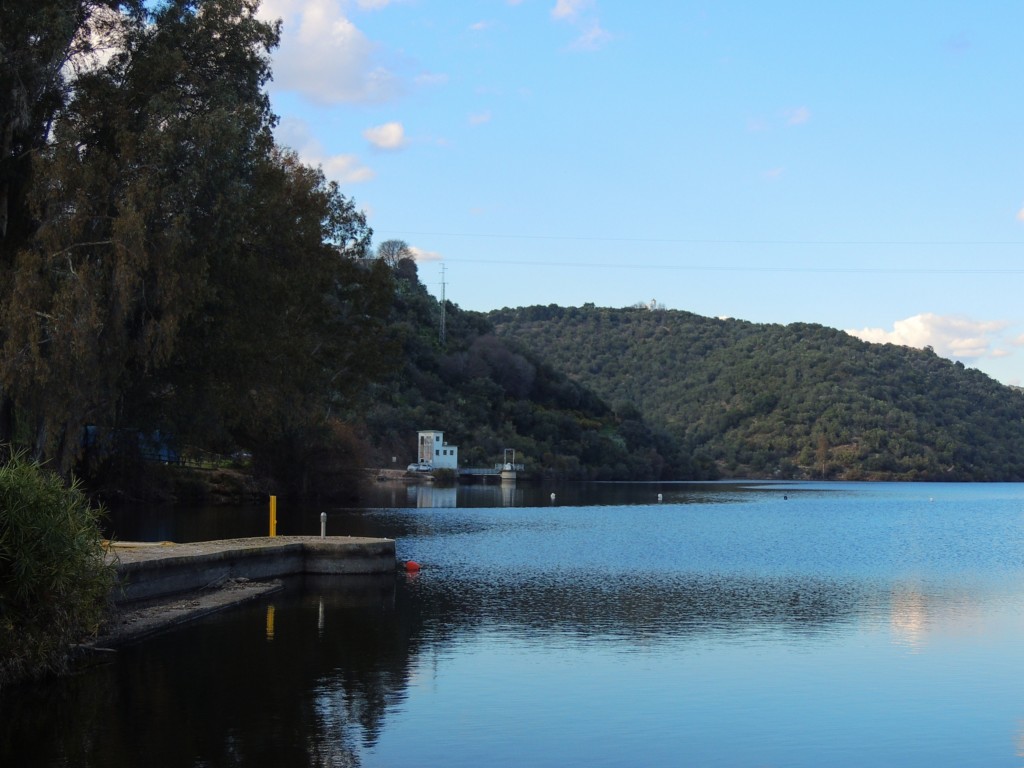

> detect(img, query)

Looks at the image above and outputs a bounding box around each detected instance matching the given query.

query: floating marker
[405,560,421,573]
[657,493,663,502]
[550,492,556,503]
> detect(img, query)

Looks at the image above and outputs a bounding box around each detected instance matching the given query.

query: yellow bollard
[269,495,277,537]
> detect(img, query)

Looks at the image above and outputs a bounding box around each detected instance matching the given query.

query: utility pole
[439,264,447,346]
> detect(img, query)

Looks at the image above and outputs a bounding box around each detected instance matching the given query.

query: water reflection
[405,482,528,508]
[410,484,456,508]
[265,603,276,641]
[104,480,785,543]
[10,483,1024,767]
[1,576,402,768]
[5,564,1022,768]
[889,582,934,652]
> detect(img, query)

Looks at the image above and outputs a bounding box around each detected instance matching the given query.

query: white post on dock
[320,512,327,538]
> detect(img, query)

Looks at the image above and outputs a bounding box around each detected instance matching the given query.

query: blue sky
[257,0,1024,385]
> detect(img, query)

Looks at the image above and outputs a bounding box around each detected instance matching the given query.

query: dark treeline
[490,304,1024,480]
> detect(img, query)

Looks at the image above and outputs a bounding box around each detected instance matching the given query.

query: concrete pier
[107,536,397,604]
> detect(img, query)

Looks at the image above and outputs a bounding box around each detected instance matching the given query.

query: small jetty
[107,536,397,603]
[92,536,397,647]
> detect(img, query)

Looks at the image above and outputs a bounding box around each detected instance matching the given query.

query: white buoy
[550,492,556,503]
[657,493,663,502]
[320,511,327,538]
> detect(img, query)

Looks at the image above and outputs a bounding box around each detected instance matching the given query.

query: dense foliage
[490,305,1024,480]
[0,0,394,496]
[358,262,681,479]
[0,453,114,688]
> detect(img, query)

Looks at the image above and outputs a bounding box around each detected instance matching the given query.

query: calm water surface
[5,481,1024,767]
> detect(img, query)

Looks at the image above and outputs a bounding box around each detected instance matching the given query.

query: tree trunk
[0,392,13,455]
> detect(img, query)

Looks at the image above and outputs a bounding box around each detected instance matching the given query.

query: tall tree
[139,148,393,462]
[0,0,281,473]
[0,0,139,446]
[375,239,412,268]
[0,0,137,247]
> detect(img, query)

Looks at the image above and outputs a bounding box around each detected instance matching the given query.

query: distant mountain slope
[490,305,1024,480]
[358,268,681,480]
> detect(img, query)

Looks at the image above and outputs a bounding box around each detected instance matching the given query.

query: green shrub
[0,452,115,689]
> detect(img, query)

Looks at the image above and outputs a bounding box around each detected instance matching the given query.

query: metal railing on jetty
[459,463,525,478]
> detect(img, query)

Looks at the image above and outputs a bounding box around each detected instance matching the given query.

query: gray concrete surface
[107,536,397,603]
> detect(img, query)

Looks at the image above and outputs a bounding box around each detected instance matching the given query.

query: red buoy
[405,560,421,573]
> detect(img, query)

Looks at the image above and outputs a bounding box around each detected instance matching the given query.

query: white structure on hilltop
[417,430,458,469]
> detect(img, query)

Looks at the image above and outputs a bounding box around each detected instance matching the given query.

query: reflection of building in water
[404,483,524,508]
[890,584,928,651]
[407,485,457,508]
[501,483,519,507]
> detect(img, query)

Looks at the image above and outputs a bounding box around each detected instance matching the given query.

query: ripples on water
[6,482,1024,767]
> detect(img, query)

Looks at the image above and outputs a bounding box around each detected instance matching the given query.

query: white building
[417,430,458,469]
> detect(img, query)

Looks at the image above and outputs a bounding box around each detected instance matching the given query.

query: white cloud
[363,121,406,150]
[552,0,592,20]
[469,110,492,125]
[356,0,394,8]
[762,166,785,180]
[415,72,449,87]
[1016,206,1024,222]
[569,22,611,51]
[785,106,811,125]
[321,154,376,183]
[409,245,443,262]
[551,0,609,50]
[258,0,399,105]
[276,117,375,184]
[846,313,1009,360]
[470,20,492,31]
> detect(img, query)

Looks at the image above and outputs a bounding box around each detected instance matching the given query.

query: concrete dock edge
[107,536,397,604]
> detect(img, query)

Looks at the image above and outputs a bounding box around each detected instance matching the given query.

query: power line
[385,229,1024,248]
[427,258,1024,276]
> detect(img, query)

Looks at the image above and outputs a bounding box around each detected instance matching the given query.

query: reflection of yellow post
[269,495,277,537]
[265,604,276,641]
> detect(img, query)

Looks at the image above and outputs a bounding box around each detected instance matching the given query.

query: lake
[4,481,1024,767]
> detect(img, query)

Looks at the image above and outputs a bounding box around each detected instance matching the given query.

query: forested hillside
[357,262,681,480]
[490,305,1024,480]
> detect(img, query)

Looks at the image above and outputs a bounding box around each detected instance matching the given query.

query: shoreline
[90,535,398,648]
[90,578,284,649]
